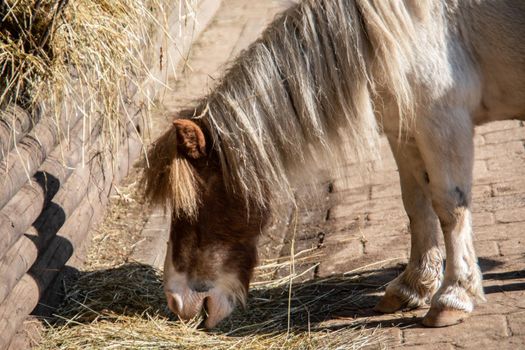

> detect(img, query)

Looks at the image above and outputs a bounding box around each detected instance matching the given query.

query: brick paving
[158,0,525,348]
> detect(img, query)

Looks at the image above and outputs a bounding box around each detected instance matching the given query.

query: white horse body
[374,0,525,325]
[147,0,525,328]
[466,1,525,123]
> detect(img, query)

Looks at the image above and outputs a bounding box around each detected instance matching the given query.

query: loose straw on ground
[37,252,395,350]
[36,179,397,349]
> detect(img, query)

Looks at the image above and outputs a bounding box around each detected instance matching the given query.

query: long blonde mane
[148,0,435,215]
[142,124,200,218]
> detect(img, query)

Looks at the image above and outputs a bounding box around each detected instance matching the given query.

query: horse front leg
[375,137,443,313]
[417,110,485,327]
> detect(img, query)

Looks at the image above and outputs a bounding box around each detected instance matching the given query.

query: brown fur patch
[168,151,267,299]
[141,125,199,219]
[173,119,207,159]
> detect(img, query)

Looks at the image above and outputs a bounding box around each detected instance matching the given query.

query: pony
[142,0,525,329]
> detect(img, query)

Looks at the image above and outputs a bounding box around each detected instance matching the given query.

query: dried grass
[37,250,395,349]
[35,176,395,349]
[0,0,195,152]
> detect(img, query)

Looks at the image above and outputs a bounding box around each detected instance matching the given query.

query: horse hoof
[374,293,405,313]
[422,307,469,327]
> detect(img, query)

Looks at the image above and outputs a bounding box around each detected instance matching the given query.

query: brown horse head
[143,118,269,328]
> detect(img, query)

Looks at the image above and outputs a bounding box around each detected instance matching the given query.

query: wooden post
[0,134,142,349]
[0,112,103,261]
[0,105,39,162]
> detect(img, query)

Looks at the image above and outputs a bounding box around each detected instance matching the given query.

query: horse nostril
[173,293,184,311]
[190,280,213,293]
[166,292,184,314]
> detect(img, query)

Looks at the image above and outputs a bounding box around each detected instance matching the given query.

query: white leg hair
[375,137,443,313]
[416,108,484,327]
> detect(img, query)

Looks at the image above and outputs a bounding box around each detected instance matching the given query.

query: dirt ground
[34,0,525,348]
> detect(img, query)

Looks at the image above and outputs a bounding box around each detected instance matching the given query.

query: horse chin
[203,276,247,328]
[166,290,206,321]
[203,292,236,328]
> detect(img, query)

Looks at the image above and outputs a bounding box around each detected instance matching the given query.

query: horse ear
[173,119,207,159]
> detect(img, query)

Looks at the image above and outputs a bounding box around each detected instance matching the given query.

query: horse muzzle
[165,288,236,328]
[165,290,205,321]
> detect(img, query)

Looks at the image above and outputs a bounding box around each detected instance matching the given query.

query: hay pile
[38,249,391,349]
[35,176,392,349]
[0,0,184,148]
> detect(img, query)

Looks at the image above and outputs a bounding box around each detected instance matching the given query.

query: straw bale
[1,0,172,152]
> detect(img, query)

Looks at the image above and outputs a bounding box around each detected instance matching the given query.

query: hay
[0,0,193,151]
[37,251,394,349]
[36,180,394,349]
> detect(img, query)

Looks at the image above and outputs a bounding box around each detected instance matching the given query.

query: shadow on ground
[42,256,525,336]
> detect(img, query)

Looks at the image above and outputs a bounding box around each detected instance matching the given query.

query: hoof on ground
[374,293,406,313]
[422,307,469,327]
